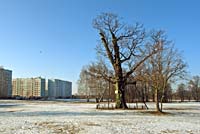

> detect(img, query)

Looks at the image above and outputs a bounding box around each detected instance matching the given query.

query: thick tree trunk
[120,89,128,109]
[115,81,128,109]
[115,82,121,108]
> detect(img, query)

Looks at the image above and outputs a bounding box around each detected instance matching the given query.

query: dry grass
[141,111,171,116]
[35,121,81,134]
[164,108,191,110]
[6,108,24,112]
[83,122,101,127]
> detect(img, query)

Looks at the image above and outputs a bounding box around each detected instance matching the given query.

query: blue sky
[0,0,200,93]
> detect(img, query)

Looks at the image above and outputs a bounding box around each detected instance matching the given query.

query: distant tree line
[78,73,200,102]
[175,76,200,102]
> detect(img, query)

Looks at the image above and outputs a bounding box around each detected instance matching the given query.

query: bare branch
[99,32,115,66]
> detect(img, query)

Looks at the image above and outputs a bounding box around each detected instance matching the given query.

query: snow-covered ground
[0,100,199,134]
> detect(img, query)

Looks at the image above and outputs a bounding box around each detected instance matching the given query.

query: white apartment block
[0,67,12,98]
[47,79,72,98]
[12,77,45,97]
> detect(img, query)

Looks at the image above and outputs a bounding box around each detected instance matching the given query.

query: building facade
[47,79,72,98]
[12,77,45,98]
[0,67,12,98]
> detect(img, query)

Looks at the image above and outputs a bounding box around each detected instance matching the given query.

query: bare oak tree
[92,13,159,109]
[145,31,187,112]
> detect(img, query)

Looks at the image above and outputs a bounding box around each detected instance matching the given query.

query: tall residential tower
[0,67,12,98]
[47,79,72,98]
[12,77,45,98]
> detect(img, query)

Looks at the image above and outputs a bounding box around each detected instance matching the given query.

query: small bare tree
[77,66,90,96]
[177,83,186,102]
[189,76,200,102]
[145,31,187,112]
[77,65,109,98]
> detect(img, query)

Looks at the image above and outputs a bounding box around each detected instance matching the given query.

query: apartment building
[47,79,72,98]
[0,67,12,98]
[12,77,45,97]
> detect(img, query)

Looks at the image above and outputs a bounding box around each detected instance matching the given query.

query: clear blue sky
[0,0,200,94]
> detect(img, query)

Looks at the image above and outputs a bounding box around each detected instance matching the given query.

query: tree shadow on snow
[6,110,137,117]
[0,104,23,108]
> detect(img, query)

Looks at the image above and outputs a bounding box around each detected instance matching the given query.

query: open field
[0,100,200,134]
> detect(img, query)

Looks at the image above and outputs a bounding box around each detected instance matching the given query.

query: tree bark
[115,82,121,108]
[115,81,128,109]
[120,89,128,109]
[155,88,162,112]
